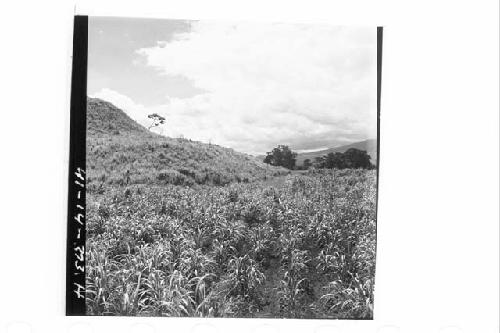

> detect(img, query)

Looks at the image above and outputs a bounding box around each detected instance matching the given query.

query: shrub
[157,169,190,185]
[228,189,239,203]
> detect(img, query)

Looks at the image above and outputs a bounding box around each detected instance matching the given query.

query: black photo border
[66,15,88,316]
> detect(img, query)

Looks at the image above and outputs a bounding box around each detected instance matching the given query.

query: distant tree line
[263,145,374,170]
[307,148,374,170]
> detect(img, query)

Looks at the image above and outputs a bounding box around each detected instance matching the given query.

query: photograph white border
[0,0,498,332]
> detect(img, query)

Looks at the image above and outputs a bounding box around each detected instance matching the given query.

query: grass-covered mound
[86,98,288,190]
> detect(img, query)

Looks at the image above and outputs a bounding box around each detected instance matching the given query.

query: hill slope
[86,97,287,190]
[87,98,152,137]
[295,139,377,166]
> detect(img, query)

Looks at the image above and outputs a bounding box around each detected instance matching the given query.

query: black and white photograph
[81,17,380,318]
[1,1,499,333]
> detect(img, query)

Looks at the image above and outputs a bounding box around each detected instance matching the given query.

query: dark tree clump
[325,152,346,169]
[321,148,374,170]
[342,148,374,169]
[313,156,325,169]
[303,159,312,170]
[263,145,297,170]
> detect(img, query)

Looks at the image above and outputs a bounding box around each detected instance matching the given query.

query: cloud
[96,22,377,155]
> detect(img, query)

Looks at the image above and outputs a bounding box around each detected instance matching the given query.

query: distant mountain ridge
[86,97,287,189]
[255,139,377,167]
[295,139,377,166]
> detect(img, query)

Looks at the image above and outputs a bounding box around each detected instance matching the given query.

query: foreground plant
[86,169,377,318]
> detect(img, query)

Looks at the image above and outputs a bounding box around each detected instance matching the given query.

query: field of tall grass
[85,169,376,318]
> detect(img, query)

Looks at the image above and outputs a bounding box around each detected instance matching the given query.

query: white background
[0,1,498,333]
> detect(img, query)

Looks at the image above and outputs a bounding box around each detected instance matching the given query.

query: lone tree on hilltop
[263,145,297,170]
[147,113,166,130]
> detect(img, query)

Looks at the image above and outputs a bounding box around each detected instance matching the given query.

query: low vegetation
[86,169,376,318]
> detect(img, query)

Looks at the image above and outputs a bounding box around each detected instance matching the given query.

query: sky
[88,17,377,155]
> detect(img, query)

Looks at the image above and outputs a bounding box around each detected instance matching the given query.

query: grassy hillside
[87,98,152,138]
[295,139,377,166]
[86,98,288,191]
